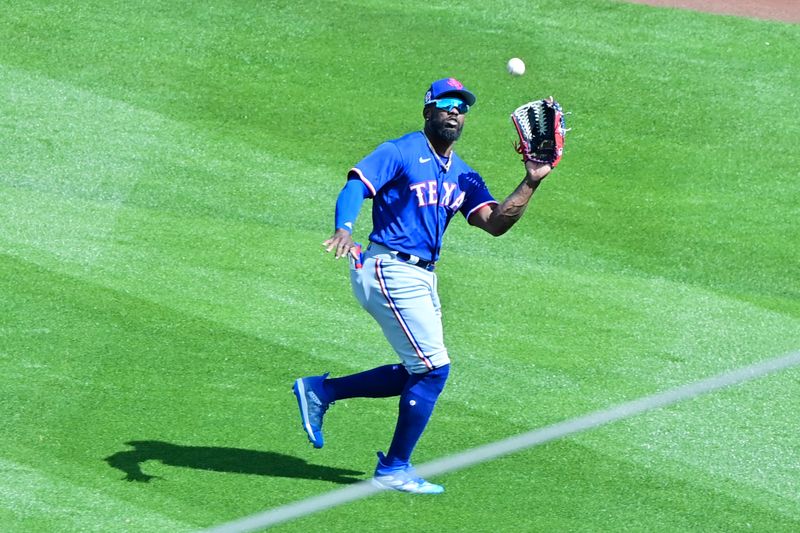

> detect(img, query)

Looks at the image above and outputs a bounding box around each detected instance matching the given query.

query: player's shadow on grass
[105,440,363,484]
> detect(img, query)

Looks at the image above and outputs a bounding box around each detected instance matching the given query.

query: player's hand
[323,228,358,260]
[524,160,552,183]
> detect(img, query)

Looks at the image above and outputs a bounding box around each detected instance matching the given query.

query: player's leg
[323,364,409,400]
[326,249,449,401]
[352,251,450,492]
[294,364,411,449]
[295,248,449,458]
[293,250,421,449]
[381,270,450,466]
[372,365,449,494]
[385,364,449,465]
[352,257,450,373]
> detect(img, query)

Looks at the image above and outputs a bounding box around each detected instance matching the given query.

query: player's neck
[422,130,455,157]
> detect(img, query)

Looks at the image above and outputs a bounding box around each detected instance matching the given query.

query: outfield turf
[1,1,799,531]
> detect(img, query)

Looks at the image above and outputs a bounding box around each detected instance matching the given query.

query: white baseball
[507,57,525,76]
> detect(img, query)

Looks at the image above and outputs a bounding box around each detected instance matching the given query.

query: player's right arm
[326,141,400,258]
[323,178,370,259]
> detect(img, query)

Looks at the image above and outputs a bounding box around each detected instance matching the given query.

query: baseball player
[293,77,555,494]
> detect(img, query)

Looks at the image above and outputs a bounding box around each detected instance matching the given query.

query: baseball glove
[511,98,567,167]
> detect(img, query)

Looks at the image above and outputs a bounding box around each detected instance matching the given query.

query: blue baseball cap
[424,77,476,106]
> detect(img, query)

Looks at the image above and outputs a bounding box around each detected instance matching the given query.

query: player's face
[426,103,465,143]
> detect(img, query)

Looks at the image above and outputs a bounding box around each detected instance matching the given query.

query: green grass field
[2,0,799,531]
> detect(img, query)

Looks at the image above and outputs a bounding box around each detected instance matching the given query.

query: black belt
[396,252,436,271]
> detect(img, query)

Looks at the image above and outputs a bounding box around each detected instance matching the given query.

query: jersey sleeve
[458,171,498,219]
[347,142,403,198]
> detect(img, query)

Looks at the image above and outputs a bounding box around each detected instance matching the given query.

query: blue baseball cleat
[292,373,331,449]
[371,451,444,494]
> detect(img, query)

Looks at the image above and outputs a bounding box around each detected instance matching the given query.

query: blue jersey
[349,131,497,262]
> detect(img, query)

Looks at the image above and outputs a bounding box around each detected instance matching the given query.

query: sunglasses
[430,97,470,114]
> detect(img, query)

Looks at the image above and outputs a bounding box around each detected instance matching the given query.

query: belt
[395,251,436,271]
[368,243,436,271]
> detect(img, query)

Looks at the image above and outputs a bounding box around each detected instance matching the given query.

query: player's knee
[427,363,450,386]
[407,364,449,402]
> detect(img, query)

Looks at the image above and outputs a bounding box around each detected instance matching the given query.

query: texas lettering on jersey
[408,180,465,211]
[348,131,497,261]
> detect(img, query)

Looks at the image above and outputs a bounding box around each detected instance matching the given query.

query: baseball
[507,57,525,76]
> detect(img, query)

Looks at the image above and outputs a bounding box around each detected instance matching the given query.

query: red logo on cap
[447,78,463,89]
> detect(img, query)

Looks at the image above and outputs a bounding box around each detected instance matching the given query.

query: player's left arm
[468,161,552,236]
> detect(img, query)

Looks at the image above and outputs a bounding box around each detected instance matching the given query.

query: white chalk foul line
[202,350,800,533]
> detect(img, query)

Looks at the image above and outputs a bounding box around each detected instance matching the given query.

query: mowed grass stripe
[0,458,192,532]
[0,62,375,366]
[0,251,359,529]
[0,63,336,224]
